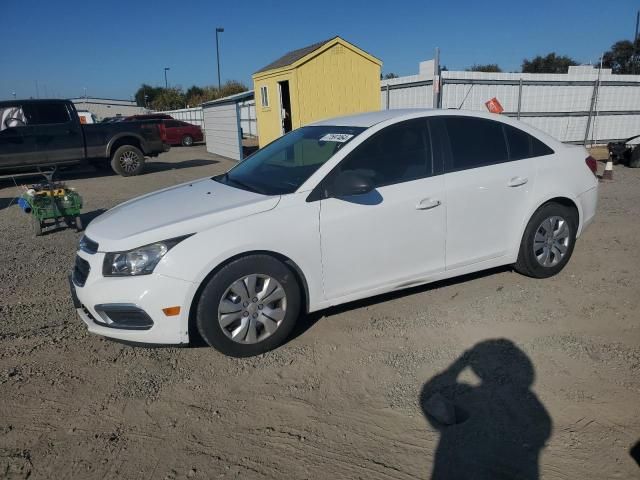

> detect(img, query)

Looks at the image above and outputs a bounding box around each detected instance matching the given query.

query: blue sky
[1,0,637,101]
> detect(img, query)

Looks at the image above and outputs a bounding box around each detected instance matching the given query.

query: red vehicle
[123,114,173,121]
[161,119,204,146]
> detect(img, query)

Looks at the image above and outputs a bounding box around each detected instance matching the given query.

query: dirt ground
[1,145,639,479]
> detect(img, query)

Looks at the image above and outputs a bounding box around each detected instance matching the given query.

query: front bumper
[70,250,195,344]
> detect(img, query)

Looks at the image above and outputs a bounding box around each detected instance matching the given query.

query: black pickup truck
[0,99,169,176]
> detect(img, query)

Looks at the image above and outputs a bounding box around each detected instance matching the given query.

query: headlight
[102,235,191,277]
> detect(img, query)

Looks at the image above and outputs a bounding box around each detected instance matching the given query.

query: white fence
[154,100,257,138]
[381,61,640,144]
[153,107,204,127]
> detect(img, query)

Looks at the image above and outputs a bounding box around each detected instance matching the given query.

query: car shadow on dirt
[289,266,513,343]
[0,159,220,187]
[0,197,16,211]
[419,338,551,479]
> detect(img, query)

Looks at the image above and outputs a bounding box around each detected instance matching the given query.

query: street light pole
[216,27,224,88]
[164,67,170,88]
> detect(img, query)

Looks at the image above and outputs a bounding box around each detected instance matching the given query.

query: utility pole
[216,27,224,88]
[432,47,441,109]
[164,67,170,88]
[35,80,39,98]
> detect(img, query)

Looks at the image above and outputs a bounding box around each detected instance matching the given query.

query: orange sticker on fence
[485,97,504,114]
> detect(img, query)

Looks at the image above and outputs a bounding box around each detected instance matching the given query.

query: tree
[381,72,399,79]
[521,53,577,73]
[602,38,640,74]
[150,87,186,111]
[133,81,248,111]
[467,64,502,72]
[134,84,162,107]
[184,81,248,106]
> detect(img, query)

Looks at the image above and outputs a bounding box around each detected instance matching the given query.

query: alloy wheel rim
[218,274,287,344]
[184,136,193,146]
[533,215,570,267]
[119,150,139,173]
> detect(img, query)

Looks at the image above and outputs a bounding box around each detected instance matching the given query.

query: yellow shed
[252,36,382,147]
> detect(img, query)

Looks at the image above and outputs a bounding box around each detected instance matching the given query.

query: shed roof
[254,36,381,74]
[201,90,254,107]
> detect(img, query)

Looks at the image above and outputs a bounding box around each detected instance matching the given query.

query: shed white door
[203,102,242,161]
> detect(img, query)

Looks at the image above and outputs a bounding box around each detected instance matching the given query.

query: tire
[196,255,301,357]
[181,135,194,147]
[514,202,578,279]
[110,145,145,176]
[629,148,640,168]
[75,215,83,232]
[32,217,42,236]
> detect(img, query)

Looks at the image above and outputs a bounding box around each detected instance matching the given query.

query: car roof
[309,108,530,128]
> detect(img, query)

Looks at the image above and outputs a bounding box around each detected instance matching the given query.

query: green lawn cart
[19,186,83,236]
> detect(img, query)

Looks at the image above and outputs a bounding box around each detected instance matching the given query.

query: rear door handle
[416,198,441,210]
[507,176,528,187]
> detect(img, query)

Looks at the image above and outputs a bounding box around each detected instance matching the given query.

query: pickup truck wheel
[181,135,194,147]
[111,145,145,176]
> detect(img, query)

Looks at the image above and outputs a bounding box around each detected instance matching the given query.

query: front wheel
[181,135,194,147]
[195,255,301,357]
[514,203,578,278]
[110,145,145,176]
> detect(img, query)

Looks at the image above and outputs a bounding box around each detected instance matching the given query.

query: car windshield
[214,125,365,195]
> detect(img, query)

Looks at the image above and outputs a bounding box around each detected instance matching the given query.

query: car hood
[86,178,280,252]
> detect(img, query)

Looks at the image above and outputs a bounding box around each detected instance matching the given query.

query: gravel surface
[1,146,639,479]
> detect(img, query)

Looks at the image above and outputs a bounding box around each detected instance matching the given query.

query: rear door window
[165,120,182,128]
[443,116,508,172]
[30,102,71,125]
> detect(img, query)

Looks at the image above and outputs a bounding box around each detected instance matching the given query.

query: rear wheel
[514,202,577,278]
[629,148,640,168]
[196,255,301,357]
[110,145,145,176]
[181,135,194,147]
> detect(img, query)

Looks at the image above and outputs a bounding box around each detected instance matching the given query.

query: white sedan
[70,109,599,357]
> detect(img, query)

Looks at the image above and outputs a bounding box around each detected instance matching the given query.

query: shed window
[260,86,269,108]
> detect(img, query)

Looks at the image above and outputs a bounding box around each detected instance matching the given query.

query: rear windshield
[215,125,365,195]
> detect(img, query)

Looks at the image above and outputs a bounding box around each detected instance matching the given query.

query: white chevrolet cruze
[71,109,599,357]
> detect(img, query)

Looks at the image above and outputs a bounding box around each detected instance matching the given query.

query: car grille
[79,236,99,254]
[72,256,90,287]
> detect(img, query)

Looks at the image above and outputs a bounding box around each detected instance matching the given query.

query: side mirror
[331,170,374,197]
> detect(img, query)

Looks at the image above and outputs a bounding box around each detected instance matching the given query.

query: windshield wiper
[224,175,264,195]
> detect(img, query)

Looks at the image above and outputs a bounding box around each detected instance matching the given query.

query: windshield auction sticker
[319,133,354,142]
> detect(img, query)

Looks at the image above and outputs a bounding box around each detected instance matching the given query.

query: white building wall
[202,103,242,161]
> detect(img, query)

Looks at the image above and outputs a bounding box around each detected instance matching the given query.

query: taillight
[158,122,167,142]
[585,156,597,176]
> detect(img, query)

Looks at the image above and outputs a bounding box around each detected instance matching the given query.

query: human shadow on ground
[419,339,552,480]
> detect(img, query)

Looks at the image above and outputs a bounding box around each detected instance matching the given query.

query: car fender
[158,193,324,315]
[513,191,584,260]
[106,132,147,157]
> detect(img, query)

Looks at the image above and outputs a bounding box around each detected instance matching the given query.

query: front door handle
[507,176,528,187]
[416,198,441,210]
